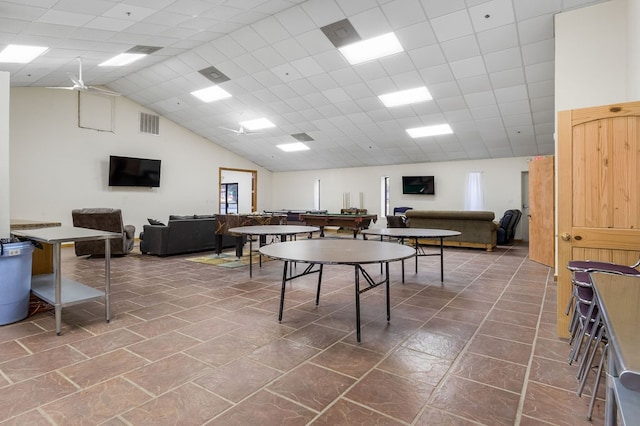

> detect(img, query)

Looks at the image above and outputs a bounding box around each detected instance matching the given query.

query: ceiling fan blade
[218,126,241,134]
[67,72,83,88]
[46,86,76,91]
[86,86,121,96]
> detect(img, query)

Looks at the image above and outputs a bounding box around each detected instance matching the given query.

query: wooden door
[557,101,640,338]
[528,156,554,267]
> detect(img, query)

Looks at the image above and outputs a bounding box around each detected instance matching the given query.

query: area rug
[186,251,272,268]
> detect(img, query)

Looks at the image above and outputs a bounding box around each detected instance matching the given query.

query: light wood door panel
[557,101,640,338]
[528,156,554,267]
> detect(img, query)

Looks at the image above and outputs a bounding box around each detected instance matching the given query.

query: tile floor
[0,240,605,425]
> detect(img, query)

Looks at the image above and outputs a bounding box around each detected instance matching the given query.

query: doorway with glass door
[220,183,238,214]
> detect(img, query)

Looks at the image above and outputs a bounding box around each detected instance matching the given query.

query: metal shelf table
[11,226,121,335]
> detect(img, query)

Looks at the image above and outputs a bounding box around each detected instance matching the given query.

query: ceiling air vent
[198,66,230,84]
[321,19,360,48]
[127,45,163,55]
[291,133,314,142]
[140,112,159,135]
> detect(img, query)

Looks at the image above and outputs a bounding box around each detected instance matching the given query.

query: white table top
[259,238,415,265]
[228,225,320,235]
[11,226,122,243]
[361,228,461,238]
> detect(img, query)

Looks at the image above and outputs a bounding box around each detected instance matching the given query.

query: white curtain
[465,171,484,211]
[313,179,321,210]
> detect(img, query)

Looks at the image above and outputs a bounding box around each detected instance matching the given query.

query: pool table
[300,213,377,238]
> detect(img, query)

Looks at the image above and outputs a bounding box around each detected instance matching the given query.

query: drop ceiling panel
[3,0,609,172]
[468,0,515,32]
[440,35,480,62]
[275,5,316,35]
[381,0,428,29]
[396,21,437,50]
[407,44,446,68]
[421,0,467,19]
[430,9,474,42]
[476,23,519,53]
[349,7,392,39]
[518,14,555,44]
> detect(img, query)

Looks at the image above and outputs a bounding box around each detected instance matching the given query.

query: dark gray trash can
[0,238,35,325]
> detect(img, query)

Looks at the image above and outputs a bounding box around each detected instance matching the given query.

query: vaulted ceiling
[1,0,608,172]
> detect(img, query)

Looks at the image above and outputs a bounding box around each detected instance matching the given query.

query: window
[465,172,484,211]
[381,176,390,216]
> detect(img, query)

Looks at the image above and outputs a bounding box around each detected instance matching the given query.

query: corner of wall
[0,72,10,237]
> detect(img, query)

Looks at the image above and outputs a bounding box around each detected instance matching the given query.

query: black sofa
[497,209,522,245]
[139,215,236,256]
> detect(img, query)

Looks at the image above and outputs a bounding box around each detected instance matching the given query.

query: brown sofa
[71,208,135,256]
[405,210,497,251]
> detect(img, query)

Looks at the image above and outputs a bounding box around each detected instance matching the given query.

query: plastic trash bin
[0,238,35,325]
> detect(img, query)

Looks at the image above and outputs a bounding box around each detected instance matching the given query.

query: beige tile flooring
[0,239,605,425]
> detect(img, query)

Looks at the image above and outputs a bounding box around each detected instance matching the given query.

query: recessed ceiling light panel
[240,118,275,130]
[99,53,146,66]
[278,142,309,152]
[379,87,432,107]
[0,44,48,63]
[338,32,403,65]
[191,86,232,102]
[406,124,453,138]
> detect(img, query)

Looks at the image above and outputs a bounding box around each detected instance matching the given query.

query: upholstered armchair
[71,208,135,256]
[386,215,408,228]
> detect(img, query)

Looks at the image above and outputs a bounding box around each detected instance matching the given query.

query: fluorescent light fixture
[339,32,403,65]
[99,53,146,67]
[406,124,453,138]
[0,44,48,63]
[191,86,232,102]
[379,87,432,107]
[277,142,310,152]
[240,118,275,130]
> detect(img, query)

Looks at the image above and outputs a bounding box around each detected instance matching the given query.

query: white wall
[555,0,629,111]
[272,156,529,233]
[628,0,640,99]
[0,72,9,238]
[9,88,273,234]
[553,0,635,270]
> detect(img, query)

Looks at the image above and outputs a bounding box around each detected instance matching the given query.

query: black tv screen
[402,176,434,194]
[108,155,161,187]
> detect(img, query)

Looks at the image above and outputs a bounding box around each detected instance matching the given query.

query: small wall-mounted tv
[402,176,434,195]
[108,155,161,187]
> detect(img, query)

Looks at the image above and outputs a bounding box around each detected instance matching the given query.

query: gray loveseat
[139,215,236,256]
[405,210,497,251]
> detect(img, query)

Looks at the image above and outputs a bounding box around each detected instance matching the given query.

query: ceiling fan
[218,125,260,135]
[47,57,121,96]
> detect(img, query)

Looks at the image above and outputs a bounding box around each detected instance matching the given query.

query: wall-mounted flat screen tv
[108,155,161,187]
[402,176,434,195]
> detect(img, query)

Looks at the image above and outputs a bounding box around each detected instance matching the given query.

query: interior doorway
[219,168,257,214]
